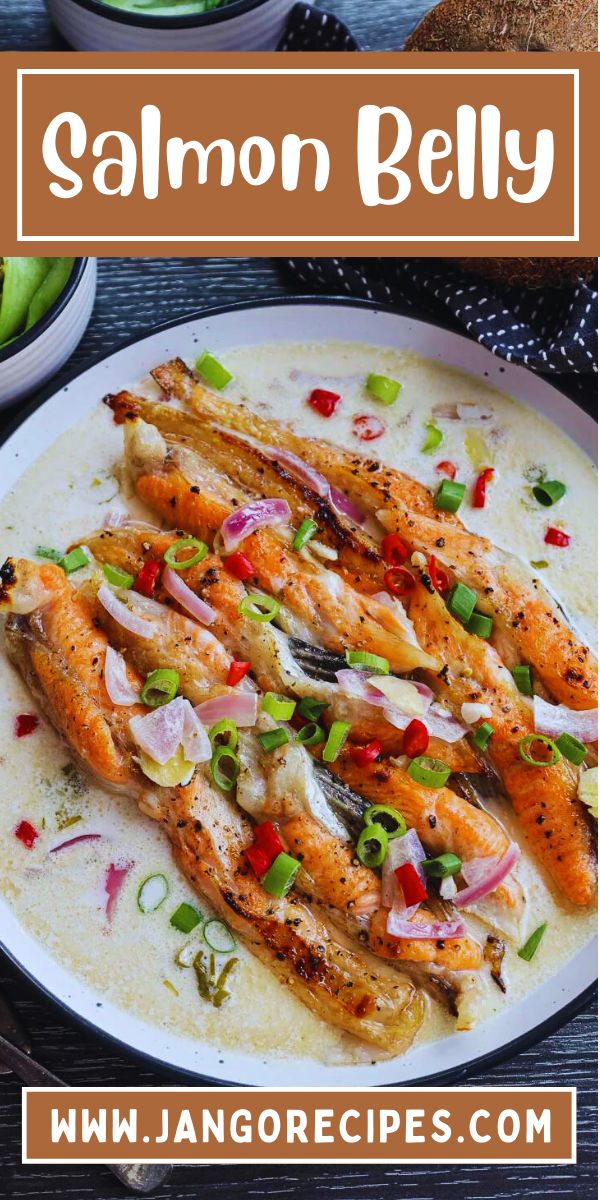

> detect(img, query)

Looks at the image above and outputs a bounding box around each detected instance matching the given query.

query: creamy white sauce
[0,342,596,1067]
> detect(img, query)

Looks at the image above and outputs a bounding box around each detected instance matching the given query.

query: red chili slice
[254,820,284,865]
[428,554,450,595]
[394,862,428,907]
[15,713,39,738]
[134,559,161,597]
[381,533,409,567]
[544,527,571,547]
[224,552,255,580]
[352,414,385,442]
[472,467,494,509]
[403,718,429,759]
[226,660,251,687]
[436,460,457,480]
[308,388,341,418]
[384,566,415,597]
[15,820,39,849]
[348,740,382,767]
[245,844,272,879]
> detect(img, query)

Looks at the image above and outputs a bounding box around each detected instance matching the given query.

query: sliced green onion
[196,351,233,391]
[170,902,202,934]
[518,922,547,962]
[203,918,236,954]
[422,853,462,879]
[364,804,407,840]
[298,697,329,721]
[556,731,587,767]
[407,755,451,789]
[208,718,238,752]
[258,728,290,753]
[261,692,296,721]
[421,422,443,454]
[435,479,466,513]
[466,611,494,639]
[103,562,135,589]
[366,373,401,407]
[532,480,566,507]
[512,665,533,696]
[61,547,90,575]
[140,668,180,709]
[293,519,318,552]
[163,537,208,570]
[518,733,560,767]
[356,823,388,868]
[295,721,326,747]
[210,745,241,790]
[35,545,63,563]
[345,649,390,675]
[322,720,351,763]
[448,582,477,625]
[238,593,281,623]
[531,559,549,570]
[473,722,494,752]
[262,851,300,898]
[137,873,169,914]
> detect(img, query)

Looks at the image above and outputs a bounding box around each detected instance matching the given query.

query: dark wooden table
[0,0,430,49]
[0,256,597,1199]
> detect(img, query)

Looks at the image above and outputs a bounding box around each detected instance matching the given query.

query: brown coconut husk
[404,0,597,52]
[449,257,596,289]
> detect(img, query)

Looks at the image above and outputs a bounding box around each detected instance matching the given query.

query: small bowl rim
[0,257,89,368]
[55,0,273,31]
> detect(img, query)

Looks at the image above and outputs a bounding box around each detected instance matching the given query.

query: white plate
[0,298,596,1086]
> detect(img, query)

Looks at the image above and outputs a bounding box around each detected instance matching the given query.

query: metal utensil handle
[0,1031,172,1194]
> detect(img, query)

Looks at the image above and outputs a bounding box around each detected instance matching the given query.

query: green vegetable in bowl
[0,258,75,351]
[101,0,232,13]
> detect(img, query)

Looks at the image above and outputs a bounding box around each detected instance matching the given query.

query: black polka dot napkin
[279,2,360,51]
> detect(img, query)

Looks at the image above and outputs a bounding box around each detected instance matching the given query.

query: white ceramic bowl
[0,258,97,411]
[45,0,291,50]
[0,298,596,1087]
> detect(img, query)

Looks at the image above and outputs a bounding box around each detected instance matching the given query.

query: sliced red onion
[387,911,466,940]
[105,860,133,922]
[195,692,258,728]
[329,486,368,528]
[181,702,212,764]
[381,828,427,907]
[457,404,493,422]
[461,701,492,725]
[335,670,464,742]
[220,498,292,553]
[104,646,140,707]
[454,843,521,908]
[104,509,162,534]
[534,695,597,745]
[98,583,156,640]
[49,833,103,855]
[268,447,330,498]
[163,565,217,626]
[129,697,187,764]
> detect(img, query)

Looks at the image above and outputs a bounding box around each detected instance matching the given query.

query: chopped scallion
[356,823,388,868]
[322,720,351,763]
[163,537,208,570]
[345,649,390,675]
[61,547,90,574]
[518,733,560,767]
[422,852,462,879]
[258,728,290,753]
[512,665,533,696]
[556,731,587,767]
[140,668,180,709]
[238,593,281,623]
[261,692,296,721]
[170,902,202,934]
[466,611,494,639]
[532,480,566,507]
[473,722,494,752]
[262,851,300,898]
[208,718,238,753]
[298,697,329,722]
[363,804,407,840]
[103,562,135,589]
[407,755,451,789]
[196,351,233,391]
[203,918,236,954]
[448,582,477,625]
[421,422,443,454]
[137,873,169,914]
[35,545,63,563]
[210,745,241,791]
[435,479,466,513]
[293,519,318,552]
[295,721,326,746]
[366,373,401,407]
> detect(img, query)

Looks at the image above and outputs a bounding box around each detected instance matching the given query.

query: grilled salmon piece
[409,580,597,906]
[159,360,596,711]
[2,559,425,1053]
[106,401,439,675]
[369,908,483,971]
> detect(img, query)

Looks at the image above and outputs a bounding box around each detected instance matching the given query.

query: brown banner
[0,52,597,255]
[23,1088,575,1164]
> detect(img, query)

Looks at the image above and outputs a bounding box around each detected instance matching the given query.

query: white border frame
[16,67,579,243]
